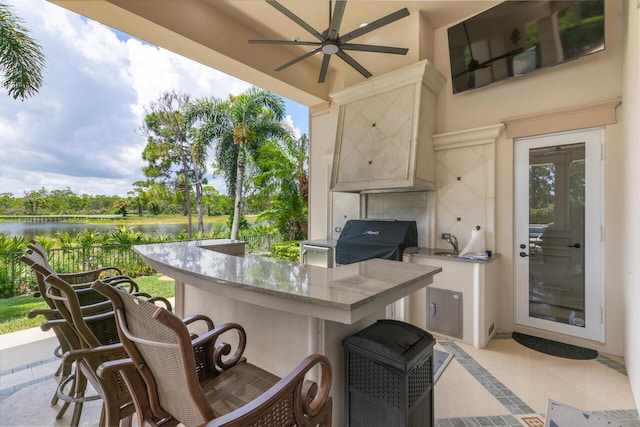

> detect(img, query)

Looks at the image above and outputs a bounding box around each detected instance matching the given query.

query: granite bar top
[134,239,441,324]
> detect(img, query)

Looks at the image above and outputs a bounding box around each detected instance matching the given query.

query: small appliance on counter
[300,243,334,268]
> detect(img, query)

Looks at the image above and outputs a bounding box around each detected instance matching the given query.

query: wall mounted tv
[447,0,604,94]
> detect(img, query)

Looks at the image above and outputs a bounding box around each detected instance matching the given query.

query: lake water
[0,222,226,239]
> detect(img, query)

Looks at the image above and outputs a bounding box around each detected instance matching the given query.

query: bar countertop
[134,239,441,324]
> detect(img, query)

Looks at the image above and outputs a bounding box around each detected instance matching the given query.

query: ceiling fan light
[322,42,339,55]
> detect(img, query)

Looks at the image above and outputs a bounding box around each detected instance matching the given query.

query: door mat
[545,399,624,426]
[433,349,453,383]
[513,332,597,360]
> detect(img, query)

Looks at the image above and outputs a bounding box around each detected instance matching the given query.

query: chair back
[23,249,57,309]
[93,280,215,426]
[22,249,108,307]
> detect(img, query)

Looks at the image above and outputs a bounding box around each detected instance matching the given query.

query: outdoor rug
[513,332,598,360]
[433,349,453,383]
[545,399,624,427]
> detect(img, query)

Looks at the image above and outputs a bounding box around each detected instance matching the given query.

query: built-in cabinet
[427,287,463,338]
[404,251,500,348]
[330,60,445,193]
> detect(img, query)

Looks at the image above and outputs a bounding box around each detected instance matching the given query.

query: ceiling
[50,0,500,105]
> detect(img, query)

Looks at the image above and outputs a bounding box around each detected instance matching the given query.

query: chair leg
[69,370,88,427]
[55,374,75,419]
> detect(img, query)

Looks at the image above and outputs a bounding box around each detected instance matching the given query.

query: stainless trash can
[342,319,435,427]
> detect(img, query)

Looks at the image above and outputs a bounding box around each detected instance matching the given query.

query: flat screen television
[447,0,605,94]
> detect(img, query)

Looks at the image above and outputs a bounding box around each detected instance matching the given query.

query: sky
[0,0,309,197]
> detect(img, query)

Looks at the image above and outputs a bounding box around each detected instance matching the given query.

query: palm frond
[0,2,46,100]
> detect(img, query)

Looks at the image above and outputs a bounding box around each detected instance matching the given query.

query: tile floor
[0,329,638,426]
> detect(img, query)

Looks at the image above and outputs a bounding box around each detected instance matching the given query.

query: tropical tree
[0,2,45,100]
[23,188,46,215]
[187,87,289,240]
[202,185,231,216]
[140,91,208,237]
[254,134,309,239]
[114,200,128,217]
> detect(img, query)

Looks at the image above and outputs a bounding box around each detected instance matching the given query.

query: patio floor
[1,328,638,426]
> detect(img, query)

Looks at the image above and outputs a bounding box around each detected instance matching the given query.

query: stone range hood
[329,60,446,193]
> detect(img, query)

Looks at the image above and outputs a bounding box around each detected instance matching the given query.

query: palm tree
[188,87,289,240]
[254,134,309,239]
[0,2,45,100]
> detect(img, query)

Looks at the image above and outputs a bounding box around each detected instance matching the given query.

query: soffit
[50,0,498,105]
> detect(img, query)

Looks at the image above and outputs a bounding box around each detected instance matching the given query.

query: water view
[0,222,226,240]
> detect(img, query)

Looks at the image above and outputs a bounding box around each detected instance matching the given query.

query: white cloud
[0,0,261,197]
[284,115,302,139]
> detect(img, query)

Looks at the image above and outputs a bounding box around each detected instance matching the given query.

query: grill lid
[335,220,418,265]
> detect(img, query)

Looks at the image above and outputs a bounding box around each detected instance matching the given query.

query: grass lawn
[0,274,175,335]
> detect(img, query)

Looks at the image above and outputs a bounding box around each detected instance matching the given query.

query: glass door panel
[514,128,603,341]
[528,143,585,326]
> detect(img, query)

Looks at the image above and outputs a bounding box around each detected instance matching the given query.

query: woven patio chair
[28,240,125,288]
[22,248,138,384]
[38,271,178,427]
[92,280,333,427]
[22,248,139,422]
[22,253,179,427]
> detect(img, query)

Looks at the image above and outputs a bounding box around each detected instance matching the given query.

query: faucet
[447,234,459,254]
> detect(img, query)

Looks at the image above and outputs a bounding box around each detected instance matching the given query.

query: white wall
[621,0,640,409]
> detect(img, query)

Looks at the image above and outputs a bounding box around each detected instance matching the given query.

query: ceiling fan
[249,0,410,83]
[453,22,525,78]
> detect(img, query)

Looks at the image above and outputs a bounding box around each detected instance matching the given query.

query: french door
[514,128,604,341]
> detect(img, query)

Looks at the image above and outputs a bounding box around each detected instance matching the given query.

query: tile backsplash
[365,191,434,248]
[435,143,495,251]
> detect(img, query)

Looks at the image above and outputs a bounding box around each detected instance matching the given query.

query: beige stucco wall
[621,0,640,410]
[308,104,340,240]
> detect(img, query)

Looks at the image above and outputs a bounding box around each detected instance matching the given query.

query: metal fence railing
[0,234,289,297]
[238,232,290,253]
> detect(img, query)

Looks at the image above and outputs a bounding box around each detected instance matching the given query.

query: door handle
[430,302,436,317]
[519,251,529,257]
[566,243,581,248]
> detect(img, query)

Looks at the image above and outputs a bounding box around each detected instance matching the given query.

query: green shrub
[270,241,300,261]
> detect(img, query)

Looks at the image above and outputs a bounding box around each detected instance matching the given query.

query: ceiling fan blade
[341,43,408,55]
[318,54,331,83]
[340,8,410,43]
[336,50,372,79]
[267,0,324,41]
[249,40,322,47]
[327,0,347,41]
[274,47,322,71]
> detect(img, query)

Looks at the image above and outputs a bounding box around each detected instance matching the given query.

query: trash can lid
[343,319,434,368]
